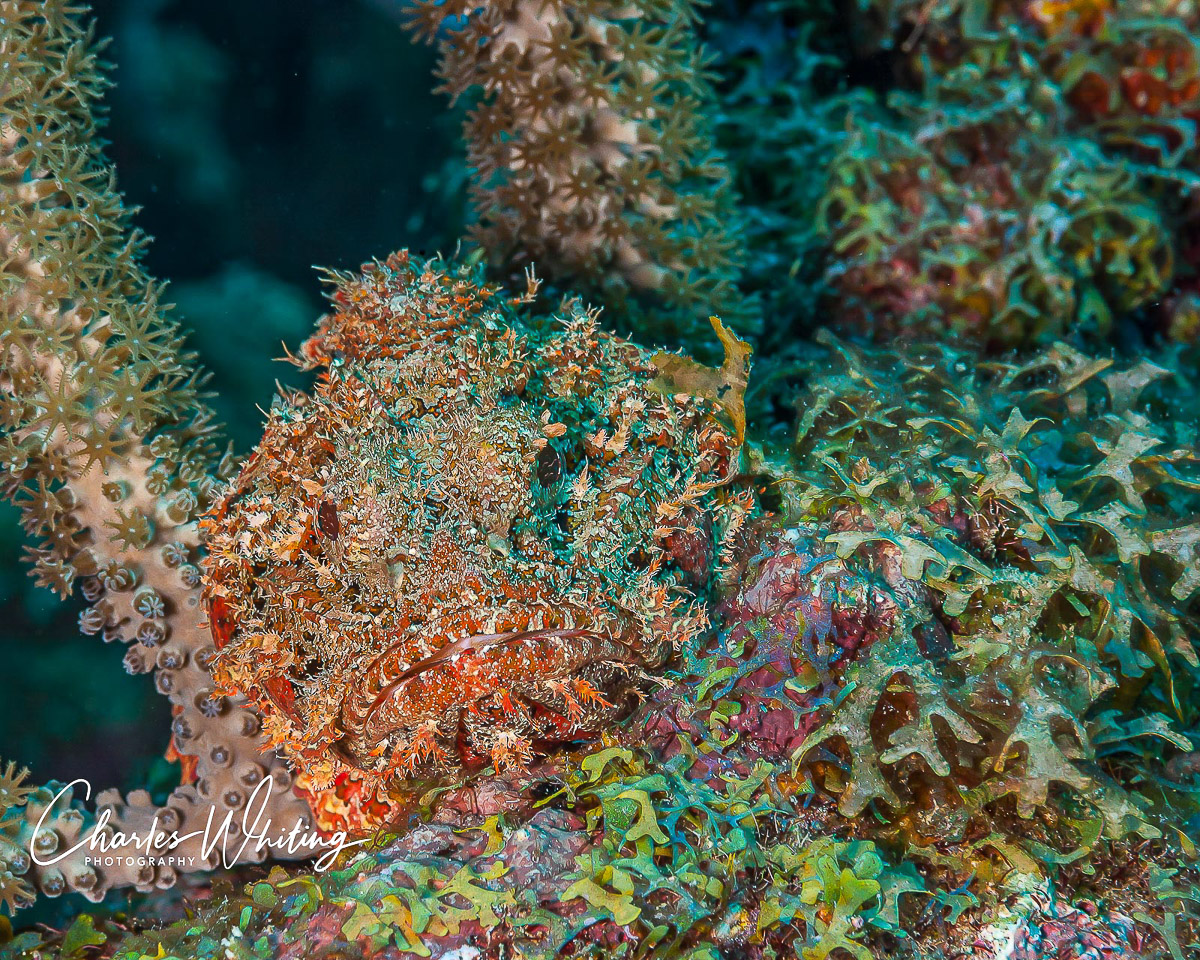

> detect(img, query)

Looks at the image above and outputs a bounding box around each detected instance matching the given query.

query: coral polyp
[202,252,745,798]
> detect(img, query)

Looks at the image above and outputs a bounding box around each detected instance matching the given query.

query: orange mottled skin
[201,253,746,827]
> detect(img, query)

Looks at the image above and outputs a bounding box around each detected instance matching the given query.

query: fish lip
[352,626,642,747]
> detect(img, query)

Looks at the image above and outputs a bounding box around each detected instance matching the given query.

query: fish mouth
[330,626,646,773]
[362,627,623,721]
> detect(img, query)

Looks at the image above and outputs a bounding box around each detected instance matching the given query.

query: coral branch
[407,0,753,346]
[0,1,311,905]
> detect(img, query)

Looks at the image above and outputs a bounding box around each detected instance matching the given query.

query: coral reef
[202,252,748,821]
[834,0,1200,346]
[4,631,1196,957]
[0,0,312,904]
[405,0,752,347]
[0,760,917,959]
[819,64,1175,346]
[862,0,1200,173]
[775,333,1200,872]
[2,0,1200,957]
[710,1,1197,349]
